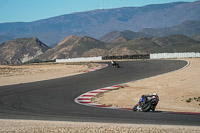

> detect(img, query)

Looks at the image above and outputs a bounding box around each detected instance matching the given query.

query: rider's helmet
[153,93,157,96]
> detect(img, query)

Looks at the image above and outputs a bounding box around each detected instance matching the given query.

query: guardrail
[55,54,150,63]
[102,54,150,60]
[56,56,102,62]
[150,52,200,59]
[55,53,200,63]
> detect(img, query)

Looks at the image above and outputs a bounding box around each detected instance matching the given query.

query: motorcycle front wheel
[141,103,151,112]
[132,105,138,111]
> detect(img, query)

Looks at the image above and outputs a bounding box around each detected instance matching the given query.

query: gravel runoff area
[0,62,99,86]
[0,59,200,132]
[0,119,200,133]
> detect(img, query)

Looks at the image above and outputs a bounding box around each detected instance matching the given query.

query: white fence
[150,52,200,59]
[56,53,200,62]
[56,56,102,63]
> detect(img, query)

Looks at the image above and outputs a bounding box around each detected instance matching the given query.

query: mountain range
[1,33,200,65]
[140,20,200,37]
[0,1,200,46]
[100,20,200,42]
[192,34,200,42]
[100,30,151,42]
[29,34,200,63]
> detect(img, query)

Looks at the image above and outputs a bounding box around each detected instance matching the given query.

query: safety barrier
[55,53,200,63]
[56,56,102,62]
[150,52,200,59]
[55,54,150,63]
[102,54,150,60]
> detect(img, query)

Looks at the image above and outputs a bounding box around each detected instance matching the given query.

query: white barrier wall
[150,52,200,59]
[56,56,102,63]
[56,53,200,62]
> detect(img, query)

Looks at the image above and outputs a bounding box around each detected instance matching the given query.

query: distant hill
[109,35,200,54]
[32,36,106,61]
[192,34,200,42]
[0,35,200,65]
[140,20,200,37]
[110,37,130,44]
[0,1,200,46]
[1,34,200,64]
[100,30,150,42]
[118,37,162,54]
[30,34,200,62]
[99,20,200,43]
[0,36,12,45]
[150,35,200,52]
[0,38,50,65]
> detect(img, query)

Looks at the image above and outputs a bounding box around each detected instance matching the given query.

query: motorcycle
[133,95,159,112]
[111,61,120,68]
[112,63,120,68]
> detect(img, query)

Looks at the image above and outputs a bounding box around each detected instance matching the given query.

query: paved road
[0,60,199,126]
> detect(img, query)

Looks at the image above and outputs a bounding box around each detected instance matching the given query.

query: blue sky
[0,0,197,23]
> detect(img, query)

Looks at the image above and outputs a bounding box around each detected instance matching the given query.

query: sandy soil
[0,119,199,133]
[93,58,200,113]
[0,62,99,86]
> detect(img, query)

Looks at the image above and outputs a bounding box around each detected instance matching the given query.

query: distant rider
[111,60,117,66]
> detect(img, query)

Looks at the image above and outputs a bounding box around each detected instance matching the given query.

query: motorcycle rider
[111,60,119,67]
[136,93,158,111]
[111,60,117,65]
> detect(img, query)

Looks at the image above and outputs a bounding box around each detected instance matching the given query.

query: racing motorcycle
[112,63,120,68]
[111,60,120,68]
[133,94,159,112]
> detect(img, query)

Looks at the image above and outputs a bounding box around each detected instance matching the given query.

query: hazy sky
[0,0,197,23]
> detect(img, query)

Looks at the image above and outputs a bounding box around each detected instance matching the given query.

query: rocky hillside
[150,35,200,52]
[110,37,130,44]
[32,36,106,61]
[192,34,200,42]
[32,35,200,62]
[100,20,200,43]
[108,35,200,55]
[1,34,200,64]
[140,20,200,37]
[100,35,199,56]
[0,1,200,46]
[100,30,150,42]
[0,38,50,65]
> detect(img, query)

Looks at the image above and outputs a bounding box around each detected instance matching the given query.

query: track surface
[0,60,200,126]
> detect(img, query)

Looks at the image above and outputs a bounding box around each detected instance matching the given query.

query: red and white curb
[75,87,200,114]
[85,64,108,72]
[74,85,132,110]
[74,86,200,114]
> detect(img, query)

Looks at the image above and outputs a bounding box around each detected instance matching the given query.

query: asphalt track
[0,60,200,126]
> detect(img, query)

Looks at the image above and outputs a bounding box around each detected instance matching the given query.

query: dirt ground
[0,62,99,86]
[93,58,200,113]
[0,119,199,133]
